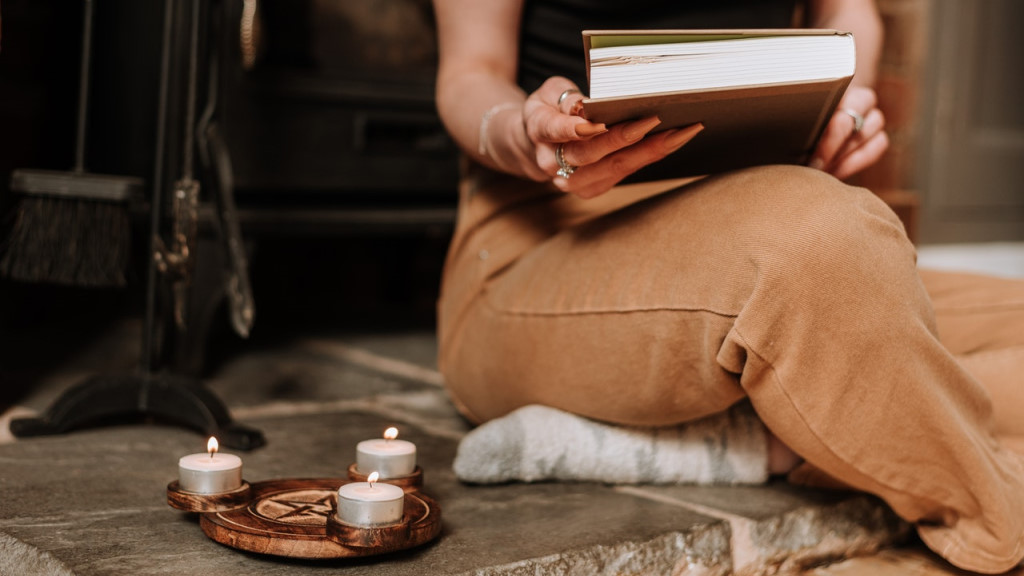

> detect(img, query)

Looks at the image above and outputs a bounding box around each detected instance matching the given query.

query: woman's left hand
[809,85,889,180]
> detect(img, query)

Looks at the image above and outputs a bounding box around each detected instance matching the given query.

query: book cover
[580,29,856,180]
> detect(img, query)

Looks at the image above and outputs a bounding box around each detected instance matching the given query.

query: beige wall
[862,0,1024,244]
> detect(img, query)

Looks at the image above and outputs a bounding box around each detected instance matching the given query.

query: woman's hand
[523,78,704,199]
[809,85,889,180]
[432,0,701,196]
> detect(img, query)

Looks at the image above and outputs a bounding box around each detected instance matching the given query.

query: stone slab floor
[1,241,1021,575]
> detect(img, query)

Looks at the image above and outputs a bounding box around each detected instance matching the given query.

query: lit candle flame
[207,437,219,458]
[384,427,399,442]
[367,471,380,488]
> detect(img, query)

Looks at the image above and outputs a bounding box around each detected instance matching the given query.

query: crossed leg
[441,166,1024,573]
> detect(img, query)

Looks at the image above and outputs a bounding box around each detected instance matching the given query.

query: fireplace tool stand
[11,0,264,450]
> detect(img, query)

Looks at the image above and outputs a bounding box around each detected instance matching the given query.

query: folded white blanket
[453,402,769,485]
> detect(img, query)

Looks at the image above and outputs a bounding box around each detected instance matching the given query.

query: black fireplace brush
[0,0,142,287]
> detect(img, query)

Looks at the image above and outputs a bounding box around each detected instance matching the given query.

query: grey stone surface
[1,328,911,575]
[206,344,438,407]
[329,332,441,370]
[629,483,911,575]
[0,412,727,576]
[0,532,76,576]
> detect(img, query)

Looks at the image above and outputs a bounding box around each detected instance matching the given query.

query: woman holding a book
[431,0,1024,572]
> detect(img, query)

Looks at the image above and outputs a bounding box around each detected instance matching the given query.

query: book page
[589,35,855,99]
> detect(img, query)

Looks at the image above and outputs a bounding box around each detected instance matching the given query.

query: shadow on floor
[0,232,450,413]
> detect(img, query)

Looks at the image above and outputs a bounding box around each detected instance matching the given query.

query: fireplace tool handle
[196,0,255,338]
[153,0,203,329]
[10,0,265,451]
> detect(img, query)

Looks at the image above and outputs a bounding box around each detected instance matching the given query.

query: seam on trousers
[735,325,1024,571]
[932,301,1024,314]
[728,325,953,511]
[957,344,1024,362]
[925,520,1024,574]
[480,295,741,319]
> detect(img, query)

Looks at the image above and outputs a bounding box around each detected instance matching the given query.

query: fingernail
[623,116,662,141]
[575,123,608,137]
[663,123,704,149]
[809,157,825,170]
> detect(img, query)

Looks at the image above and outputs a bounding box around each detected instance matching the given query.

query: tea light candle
[178,437,242,494]
[337,472,405,527]
[356,427,416,478]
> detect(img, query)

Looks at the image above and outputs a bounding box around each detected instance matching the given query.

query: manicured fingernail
[623,116,662,141]
[575,123,608,137]
[809,157,825,170]
[663,123,704,149]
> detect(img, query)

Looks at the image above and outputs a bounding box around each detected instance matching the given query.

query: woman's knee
[724,166,913,273]
[738,165,903,235]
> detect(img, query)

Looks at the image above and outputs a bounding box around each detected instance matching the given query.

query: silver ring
[557,88,581,108]
[842,108,865,133]
[555,144,576,179]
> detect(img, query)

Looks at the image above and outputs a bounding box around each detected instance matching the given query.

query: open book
[581,30,856,179]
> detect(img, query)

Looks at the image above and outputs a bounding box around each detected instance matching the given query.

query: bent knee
[733,165,899,224]
[716,165,911,258]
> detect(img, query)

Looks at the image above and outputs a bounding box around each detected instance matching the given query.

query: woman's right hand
[523,78,704,199]
[433,0,702,199]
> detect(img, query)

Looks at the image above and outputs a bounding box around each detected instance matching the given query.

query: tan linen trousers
[437,163,1024,574]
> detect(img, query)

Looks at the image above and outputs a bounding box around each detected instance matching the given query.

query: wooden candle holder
[325,490,437,550]
[167,480,253,513]
[347,463,424,492]
[167,477,441,559]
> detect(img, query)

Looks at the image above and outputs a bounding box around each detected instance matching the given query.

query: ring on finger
[842,108,865,133]
[557,88,581,108]
[555,144,576,179]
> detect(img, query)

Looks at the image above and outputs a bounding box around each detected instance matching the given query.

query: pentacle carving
[254,489,334,526]
[192,478,441,559]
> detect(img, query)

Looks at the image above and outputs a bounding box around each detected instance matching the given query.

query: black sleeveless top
[518,0,801,94]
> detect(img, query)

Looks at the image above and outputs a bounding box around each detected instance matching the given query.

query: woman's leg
[920,269,1024,452]
[788,269,1024,489]
[441,165,1024,573]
